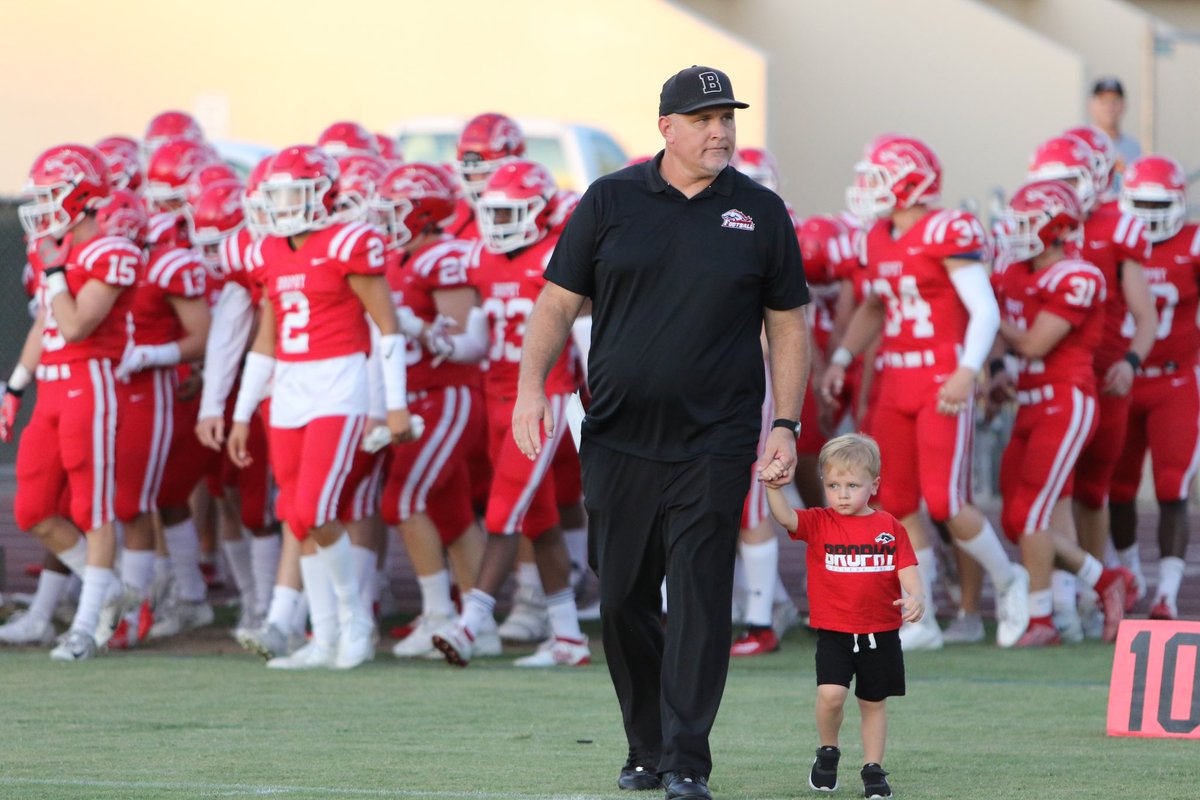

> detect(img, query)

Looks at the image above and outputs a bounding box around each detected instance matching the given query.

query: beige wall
[681,0,1085,219]
[1130,0,1200,29]
[0,1,765,195]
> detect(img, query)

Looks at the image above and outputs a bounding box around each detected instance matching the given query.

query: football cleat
[995,565,1031,648]
[148,599,214,639]
[0,611,57,646]
[237,621,301,660]
[1149,596,1178,621]
[497,585,550,643]
[1014,619,1062,648]
[432,622,475,667]
[941,611,985,644]
[49,630,98,661]
[266,640,337,670]
[513,636,591,667]
[392,613,453,659]
[899,614,944,651]
[730,627,779,657]
[334,618,376,670]
[95,585,143,649]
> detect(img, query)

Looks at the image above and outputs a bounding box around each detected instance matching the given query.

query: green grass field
[1,620,1195,800]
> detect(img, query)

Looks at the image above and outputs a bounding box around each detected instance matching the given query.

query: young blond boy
[761,433,923,799]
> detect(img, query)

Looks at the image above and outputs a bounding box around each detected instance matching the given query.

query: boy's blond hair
[818,433,881,479]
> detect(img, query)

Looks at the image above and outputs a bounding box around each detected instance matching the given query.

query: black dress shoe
[618,762,661,790]
[663,771,711,799]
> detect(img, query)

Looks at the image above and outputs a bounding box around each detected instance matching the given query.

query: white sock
[546,587,583,641]
[1051,570,1077,617]
[915,547,938,614]
[1029,588,1054,619]
[56,539,88,577]
[299,555,338,648]
[739,538,779,627]
[731,553,748,613]
[72,566,116,636]
[28,569,70,623]
[250,535,281,617]
[221,537,255,607]
[154,555,171,585]
[164,519,207,602]
[266,585,301,631]
[563,526,588,570]
[1075,554,1103,588]
[1158,556,1185,604]
[461,589,496,637]
[1116,545,1142,575]
[290,592,310,636]
[418,570,456,619]
[314,534,366,627]
[120,549,157,598]
[955,520,1014,589]
[350,544,377,613]
[517,561,544,596]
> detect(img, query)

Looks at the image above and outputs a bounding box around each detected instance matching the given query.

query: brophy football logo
[699,71,723,94]
[875,532,895,545]
[721,209,755,231]
[824,541,896,573]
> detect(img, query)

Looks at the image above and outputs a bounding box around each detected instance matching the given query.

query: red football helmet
[1001,179,1084,262]
[457,113,525,205]
[334,154,389,223]
[142,110,204,162]
[732,147,781,192]
[259,145,340,236]
[846,135,941,220]
[1120,155,1188,243]
[191,180,246,267]
[374,133,403,163]
[185,162,240,207]
[95,187,149,243]
[317,121,379,158]
[796,215,851,279]
[1063,126,1116,197]
[19,144,111,240]
[96,135,143,191]
[370,163,456,249]
[1027,135,1097,213]
[477,160,555,254]
[144,139,219,213]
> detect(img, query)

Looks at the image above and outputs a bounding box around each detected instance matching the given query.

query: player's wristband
[379,334,408,410]
[988,358,1007,378]
[830,347,853,368]
[6,364,33,396]
[396,307,426,339]
[1123,351,1142,372]
[44,268,69,302]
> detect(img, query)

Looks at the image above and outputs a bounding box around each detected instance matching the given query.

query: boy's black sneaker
[861,763,892,799]
[808,745,840,792]
[618,748,661,790]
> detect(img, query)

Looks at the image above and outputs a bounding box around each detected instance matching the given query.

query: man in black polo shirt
[514,65,810,800]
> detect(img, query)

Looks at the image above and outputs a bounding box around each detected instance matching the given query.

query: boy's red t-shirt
[789,508,917,634]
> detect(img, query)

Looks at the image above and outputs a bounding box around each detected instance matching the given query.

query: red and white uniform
[114,246,208,518]
[14,236,143,533]
[861,208,988,521]
[1111,224,1200,504]
[472,234,576,537]
[789,508,917,633]
[380,238,486,543]
[996,259,1106,541]
[444,198,479,241]
[247,221,387,538]
[1067,203,1150,507]
[145,211,190,257]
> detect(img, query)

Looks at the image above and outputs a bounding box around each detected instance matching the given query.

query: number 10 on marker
[1107,620,1200,738]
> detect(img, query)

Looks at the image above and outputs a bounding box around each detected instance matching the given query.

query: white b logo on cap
[698,71,722,94]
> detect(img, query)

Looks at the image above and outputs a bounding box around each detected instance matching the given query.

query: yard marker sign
[1108,619,1200,738]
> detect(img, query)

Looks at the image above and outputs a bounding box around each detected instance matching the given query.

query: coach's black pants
[581,440,752,779]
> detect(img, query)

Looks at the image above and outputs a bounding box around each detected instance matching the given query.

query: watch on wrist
[772,418,801,437]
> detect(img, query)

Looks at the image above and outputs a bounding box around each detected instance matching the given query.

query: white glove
[115,342,181,382]
[424,315,458,366]
[397,306,426,339]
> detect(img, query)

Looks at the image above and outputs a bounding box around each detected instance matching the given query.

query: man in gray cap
[513,65,810,799]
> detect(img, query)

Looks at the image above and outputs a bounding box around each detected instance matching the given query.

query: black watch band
[1123,351,1142,372]
[772,418,801,436]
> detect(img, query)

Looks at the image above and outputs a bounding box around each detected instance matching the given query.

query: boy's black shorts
[814,628,905,702]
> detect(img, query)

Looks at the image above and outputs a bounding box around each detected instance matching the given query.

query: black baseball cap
[659,65,749,116]
[1092,76,1125,97]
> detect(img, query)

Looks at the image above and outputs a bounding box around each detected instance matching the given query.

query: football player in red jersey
[368,163,490,658]
[1109,156,1200,621]
[141,110,205,164]
[1028,132,1157,634]
[6,145,145,660]
[822,135,1030,650]
[227,145,415,670]
[991,180,1134,645]
[430,160,590,668]
[446,112,525,241]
